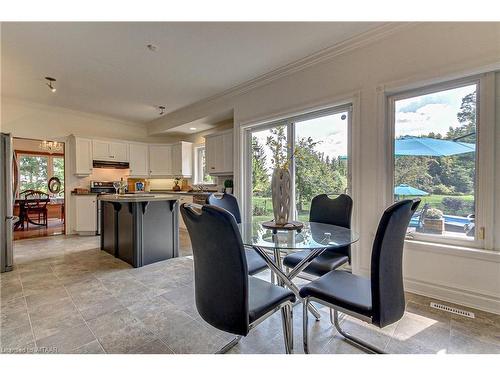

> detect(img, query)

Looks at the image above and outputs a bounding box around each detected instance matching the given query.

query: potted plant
[224,179,233,194]
[423,208,444,234]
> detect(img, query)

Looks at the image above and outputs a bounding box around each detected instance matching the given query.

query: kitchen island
[99,194,179,267]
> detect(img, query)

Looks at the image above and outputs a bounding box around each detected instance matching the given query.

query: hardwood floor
[14,218,65,241]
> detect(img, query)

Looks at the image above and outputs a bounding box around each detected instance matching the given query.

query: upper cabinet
[149,142,193,177]
[129,143,149,177]
[92,140,129,162]
[149,144,172,176]
[69,136,93,176]
[205,130,233,175]
[69,134,193,178]
[171,142,193,177]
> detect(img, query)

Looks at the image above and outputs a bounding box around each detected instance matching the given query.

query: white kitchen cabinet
[129,143,149,177]
[171,141,193,177]
[177,195,193,229]
[149,144,172,176]
[205,130,233,175]
[69,135,93,176]
[92,140,129,162]
[73,195,97,234]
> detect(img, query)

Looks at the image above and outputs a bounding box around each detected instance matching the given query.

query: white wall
[146,22,500,313]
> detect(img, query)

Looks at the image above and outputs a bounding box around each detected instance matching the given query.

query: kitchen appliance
[90,181,117,235]
[92,160,129,169]
[1,133,16,273]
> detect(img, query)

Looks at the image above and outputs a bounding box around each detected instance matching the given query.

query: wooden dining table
[14,197,50,230]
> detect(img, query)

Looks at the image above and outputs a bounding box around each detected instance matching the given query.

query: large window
[248,106,351,225]
[391,83,478,242]
[18,153,64,196]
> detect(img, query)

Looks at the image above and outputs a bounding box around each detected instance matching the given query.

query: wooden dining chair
[25,191,49,228]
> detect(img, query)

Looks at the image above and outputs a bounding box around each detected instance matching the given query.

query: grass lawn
[251,194,474,223]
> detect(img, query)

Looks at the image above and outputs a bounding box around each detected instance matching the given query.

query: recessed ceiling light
[147,43,158,52]
[189,127,197,131]
[45,77,56,93]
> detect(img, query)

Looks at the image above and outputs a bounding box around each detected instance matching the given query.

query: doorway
[13,137,66,240]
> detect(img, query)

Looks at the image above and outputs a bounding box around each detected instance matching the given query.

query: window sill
[404,239,500,263]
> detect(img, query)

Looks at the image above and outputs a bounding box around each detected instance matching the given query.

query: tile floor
[1,231,499,354]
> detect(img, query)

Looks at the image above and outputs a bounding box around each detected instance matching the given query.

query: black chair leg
[215,336,241,354]
[332,310,384,354]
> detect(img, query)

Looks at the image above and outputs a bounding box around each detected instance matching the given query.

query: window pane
[53,157,65,196]
[197,147,213,184]
[294,112,349,222]
[394,84,477,240]
[19,155,49,193]
[251,124,287,225]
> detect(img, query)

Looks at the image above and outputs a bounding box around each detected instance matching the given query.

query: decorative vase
[173,180,181,191]
[271,167,291,225]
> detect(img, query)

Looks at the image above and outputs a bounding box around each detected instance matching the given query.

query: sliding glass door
[294,111,350,221]
[247,105,350,224]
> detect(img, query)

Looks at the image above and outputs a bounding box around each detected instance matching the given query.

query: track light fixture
[45,77,57,93]
[158,105,166,116]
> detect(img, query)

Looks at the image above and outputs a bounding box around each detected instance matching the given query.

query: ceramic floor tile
[86,309,157,354]
[0,322,34,351]
[71,340,106,354]
[35,324,96,354]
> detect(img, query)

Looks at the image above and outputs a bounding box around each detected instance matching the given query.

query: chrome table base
[252,245,325,320]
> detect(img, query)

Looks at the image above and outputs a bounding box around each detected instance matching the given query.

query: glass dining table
[238,221,359,320]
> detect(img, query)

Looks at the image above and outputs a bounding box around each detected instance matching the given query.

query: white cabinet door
[74,195,97,233]
[205,131,233,175]
[129,143,149,176]
[171,143,182,176]
[110,142,129,162]
[149,144,172,176]
[73,137,93,175]
[92,140,111,161]
[214,135,224,173]
[222,132,233,173]
[205,136,217,174]
[171,142,193,177]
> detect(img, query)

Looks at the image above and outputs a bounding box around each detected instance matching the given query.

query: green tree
[251,137,269,196]
[19,155,49,192]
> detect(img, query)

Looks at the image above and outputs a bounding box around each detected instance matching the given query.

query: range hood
[93,160,130,169]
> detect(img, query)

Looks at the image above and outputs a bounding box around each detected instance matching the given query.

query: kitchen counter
[100,195,179,267]
[98,193,178,202]
[149,190,215,196]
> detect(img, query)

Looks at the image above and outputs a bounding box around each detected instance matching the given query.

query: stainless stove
[90,181,117,235]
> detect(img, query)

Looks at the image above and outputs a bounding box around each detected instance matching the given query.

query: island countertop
[98,194,179,203]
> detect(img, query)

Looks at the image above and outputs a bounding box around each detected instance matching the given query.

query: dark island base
[100,199,179,267]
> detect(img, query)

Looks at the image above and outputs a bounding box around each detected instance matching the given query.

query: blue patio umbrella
[394,184,429,197]
[395,136,475,157]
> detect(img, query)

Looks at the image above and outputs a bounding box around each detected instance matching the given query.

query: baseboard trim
[404,277,500,315]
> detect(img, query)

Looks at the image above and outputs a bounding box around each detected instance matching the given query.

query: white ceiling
[1,22,382,125]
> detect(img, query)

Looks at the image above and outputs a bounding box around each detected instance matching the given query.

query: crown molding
[147,22,416,131]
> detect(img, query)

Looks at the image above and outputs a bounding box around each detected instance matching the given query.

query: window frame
[16,151,65,197]
[193,144,213,185]
[387,74,494,249]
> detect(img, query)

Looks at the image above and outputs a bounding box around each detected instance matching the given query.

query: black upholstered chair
[301,199,420,354]
[283,194,353,277]
[180,203,295,353]
[207,193,268,276]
